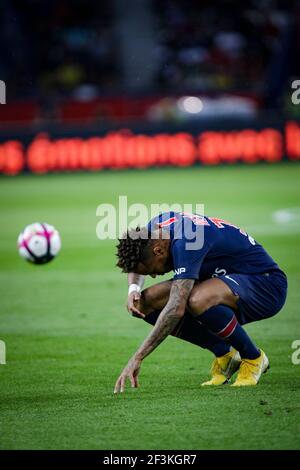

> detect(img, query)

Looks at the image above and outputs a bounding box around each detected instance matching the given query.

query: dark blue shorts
[219,269,288,325]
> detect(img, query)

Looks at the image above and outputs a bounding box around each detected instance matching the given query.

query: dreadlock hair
[116,226,152,273]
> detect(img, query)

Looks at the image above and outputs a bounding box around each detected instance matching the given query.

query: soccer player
[114,212,287,393]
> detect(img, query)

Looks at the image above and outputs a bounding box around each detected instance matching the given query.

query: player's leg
[140,277,237,315]
[139,280,239,385]
[217,271,287,386]
[187,278,261,361]
[187,278,263,385]
[178,277,250,385]
[141,278,263,385]
[139,280,231,358]
[187,273,287,386]
[139,280,172,315]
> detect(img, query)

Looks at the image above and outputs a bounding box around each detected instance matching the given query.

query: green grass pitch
[0,163,300,450]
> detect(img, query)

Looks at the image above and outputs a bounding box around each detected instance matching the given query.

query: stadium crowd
[0,0,299,116]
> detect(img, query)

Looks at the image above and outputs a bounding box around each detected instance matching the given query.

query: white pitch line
[246,207,300,235]
[273,207,300,223]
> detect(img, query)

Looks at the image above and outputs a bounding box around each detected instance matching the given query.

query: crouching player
[114,212,287,393]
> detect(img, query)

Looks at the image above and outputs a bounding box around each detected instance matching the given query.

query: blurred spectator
[153,0,297,96]
[0,0,120,99]
[0,0,299,120]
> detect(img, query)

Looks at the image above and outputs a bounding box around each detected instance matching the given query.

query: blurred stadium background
[0,0,300,450]
[1,0,300,173]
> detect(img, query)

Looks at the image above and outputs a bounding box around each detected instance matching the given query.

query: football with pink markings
[18,223,61,264]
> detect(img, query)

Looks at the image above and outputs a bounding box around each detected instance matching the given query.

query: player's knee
[188,291,221,316]
[140,287,156,313]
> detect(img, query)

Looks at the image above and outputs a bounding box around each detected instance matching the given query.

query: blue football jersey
[147,212,278,281]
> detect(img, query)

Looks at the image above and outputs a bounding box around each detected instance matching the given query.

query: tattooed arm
[134,278,195,360]
[114,279,195,393]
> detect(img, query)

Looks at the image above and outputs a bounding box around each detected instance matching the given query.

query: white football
[18,222,61,264]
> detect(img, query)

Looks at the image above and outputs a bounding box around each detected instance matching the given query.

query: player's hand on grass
[127,292,145,319]
[114,357,141,394]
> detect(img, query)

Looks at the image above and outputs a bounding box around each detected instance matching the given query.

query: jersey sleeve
[171,238,211,280]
